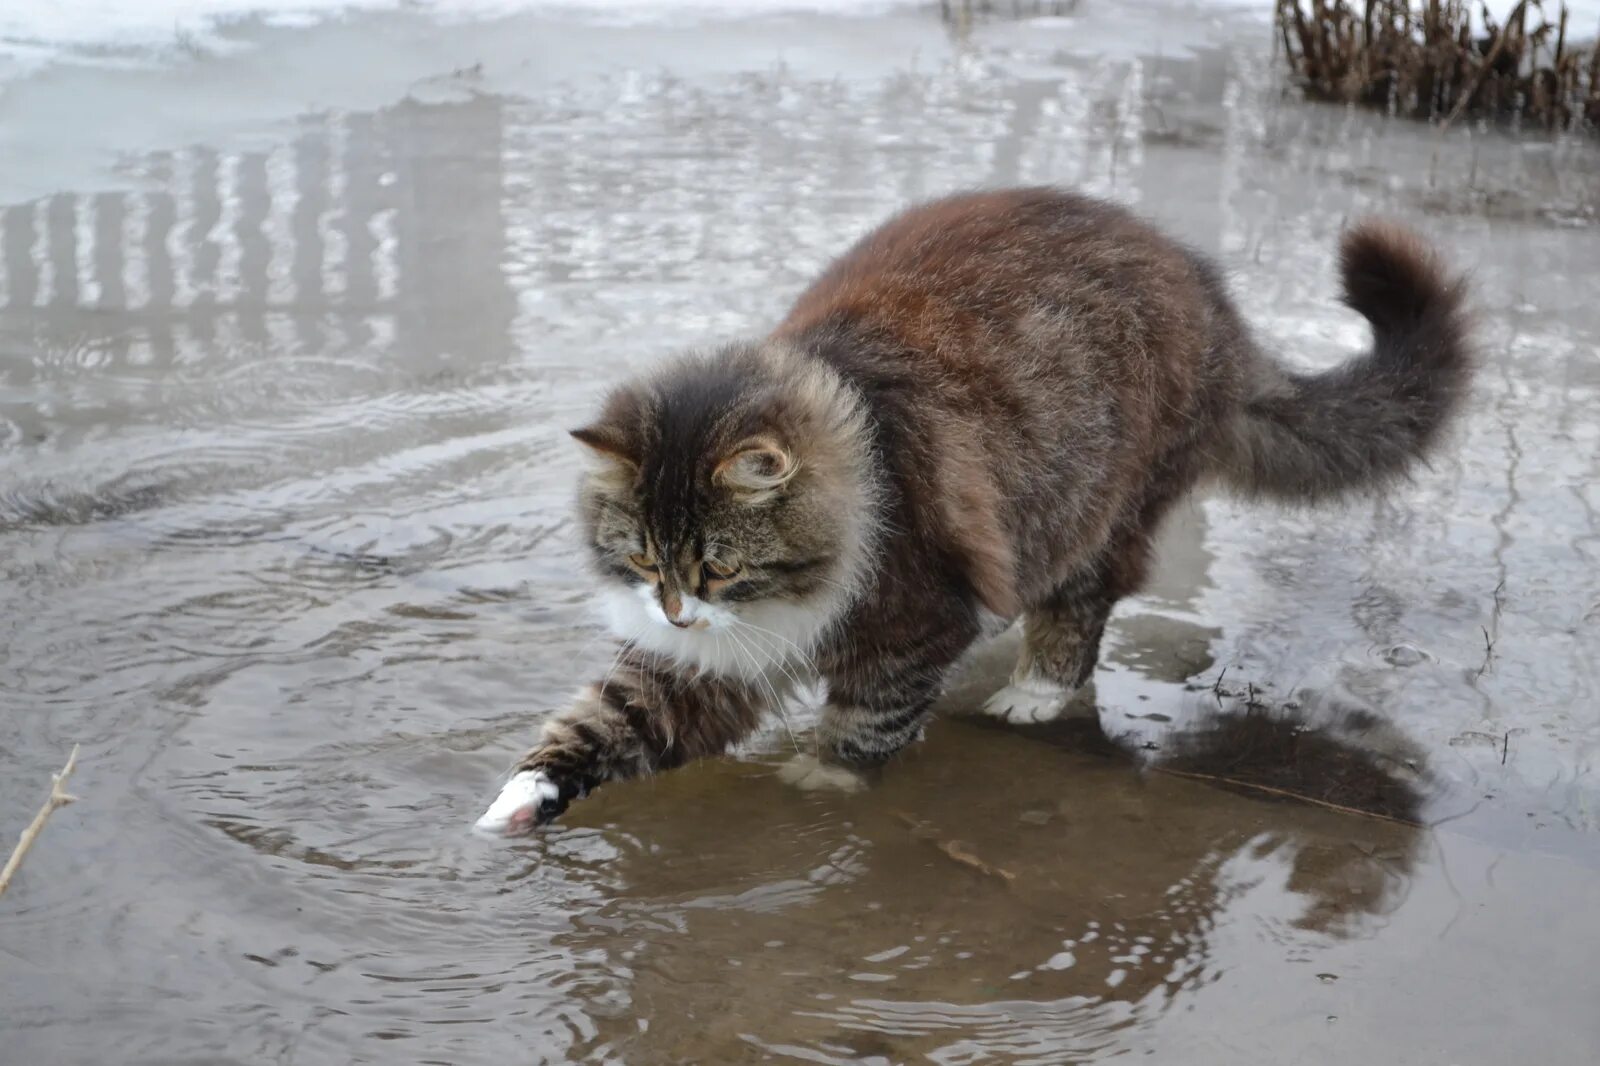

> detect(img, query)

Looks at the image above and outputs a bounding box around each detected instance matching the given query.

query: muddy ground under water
[2,2,1598,1063]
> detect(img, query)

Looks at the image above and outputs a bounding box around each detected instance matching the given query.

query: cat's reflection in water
[533,694,1429,1060]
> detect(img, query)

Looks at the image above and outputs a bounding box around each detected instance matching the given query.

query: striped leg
[474,649,766,836]
[780,698,940,793]
[783,623,973,791]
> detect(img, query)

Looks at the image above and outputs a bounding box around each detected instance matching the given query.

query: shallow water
[2,4,1599,1064]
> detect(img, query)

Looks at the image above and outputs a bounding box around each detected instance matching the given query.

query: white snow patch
[1,1,906,63]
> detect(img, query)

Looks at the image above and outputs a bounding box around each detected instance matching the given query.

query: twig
[1436,0,1530,136]
[1212,667,1228,705]
[1150,766,1422,828]
[895,811,1017,884]
[0,745,81,899]
[1476,624,1495,678]
[1501,730,1511,765]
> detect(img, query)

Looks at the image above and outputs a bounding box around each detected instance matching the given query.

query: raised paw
[473,769,567,838]
[979,678,1074,724]
[778,754,866,794]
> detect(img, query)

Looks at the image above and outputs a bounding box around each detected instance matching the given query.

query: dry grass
[1277,1,1600,132]
[939,0,1081,24]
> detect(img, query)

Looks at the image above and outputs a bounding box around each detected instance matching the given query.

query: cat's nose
[660,592,690,626]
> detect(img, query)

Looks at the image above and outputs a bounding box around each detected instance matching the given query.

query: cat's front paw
[778,754,866,793]
[473,769,567,838]
[979,678,1074,724]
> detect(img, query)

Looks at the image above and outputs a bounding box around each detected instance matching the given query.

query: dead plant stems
[1278,0,1599,133]
[1437,0,1530,135]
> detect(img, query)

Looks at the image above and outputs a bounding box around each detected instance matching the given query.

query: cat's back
[765,189,1234,617]
[775,187,1203,348]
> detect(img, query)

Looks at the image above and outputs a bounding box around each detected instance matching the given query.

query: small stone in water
[1380,643,1428,668]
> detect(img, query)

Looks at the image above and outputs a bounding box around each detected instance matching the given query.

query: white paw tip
[980,679,1073,724]
[778,754,866,794]
[473,770,558,837]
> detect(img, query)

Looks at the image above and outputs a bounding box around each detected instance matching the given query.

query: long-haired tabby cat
[475,187,1471,836]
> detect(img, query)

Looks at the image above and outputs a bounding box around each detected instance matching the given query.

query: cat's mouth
[612,584,738,639]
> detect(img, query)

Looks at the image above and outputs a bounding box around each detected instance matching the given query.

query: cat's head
[572,343,879,677]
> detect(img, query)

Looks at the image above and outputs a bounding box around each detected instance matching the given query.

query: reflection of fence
[0,98,514,368]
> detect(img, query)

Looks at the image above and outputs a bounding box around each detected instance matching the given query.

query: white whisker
[733,621,812,696]
[723,626,799,752]
[598,623,649,696]
[733,616,820,675]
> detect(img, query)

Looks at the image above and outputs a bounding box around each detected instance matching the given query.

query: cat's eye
[703,558,741,580]
[628,552,657,571]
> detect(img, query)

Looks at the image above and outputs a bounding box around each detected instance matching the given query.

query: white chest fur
[600,584,839,682]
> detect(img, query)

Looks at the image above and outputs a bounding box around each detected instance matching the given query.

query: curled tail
[1218,221,1473,502]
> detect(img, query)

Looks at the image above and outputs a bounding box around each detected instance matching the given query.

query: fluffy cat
[475,187,1471,836]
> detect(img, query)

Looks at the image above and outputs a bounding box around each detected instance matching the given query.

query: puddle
[2,2,1598,1063]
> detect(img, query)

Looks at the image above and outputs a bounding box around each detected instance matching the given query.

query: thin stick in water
[895,811,1018,884]
[0,745,82,899]
[1150,765,1422,828]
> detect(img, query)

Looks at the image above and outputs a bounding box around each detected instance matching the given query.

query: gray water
[2,4,1599,1064]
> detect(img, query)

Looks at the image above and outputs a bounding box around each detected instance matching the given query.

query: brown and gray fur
[482,187,1472,831]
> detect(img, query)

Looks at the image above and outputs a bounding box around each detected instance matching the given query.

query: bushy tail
[1218,221,1473,502]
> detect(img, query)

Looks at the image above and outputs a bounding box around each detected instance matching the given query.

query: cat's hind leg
[981,529,1154,724]
[981,577,1109,724]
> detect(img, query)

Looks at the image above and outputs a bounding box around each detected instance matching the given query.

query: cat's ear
[570,424,638,486]
[714,436,797,500]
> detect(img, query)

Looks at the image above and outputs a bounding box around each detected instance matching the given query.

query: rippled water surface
[3,4,1599,1064]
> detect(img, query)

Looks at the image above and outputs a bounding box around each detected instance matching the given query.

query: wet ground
[3,2,1599,1063]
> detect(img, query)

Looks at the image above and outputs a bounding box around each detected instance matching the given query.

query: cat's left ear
[570,424,638,486]
[714,436,797,500]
